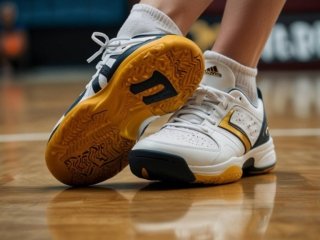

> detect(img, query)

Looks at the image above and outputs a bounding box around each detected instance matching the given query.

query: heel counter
[253,89,270,148]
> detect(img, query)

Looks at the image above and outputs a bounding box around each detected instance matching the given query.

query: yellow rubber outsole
[45,35,204,186]
[194,166,243,185]
[194,165,275,185]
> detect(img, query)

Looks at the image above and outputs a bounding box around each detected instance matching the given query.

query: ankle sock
[202,51,258,107]
[117,4,182,38]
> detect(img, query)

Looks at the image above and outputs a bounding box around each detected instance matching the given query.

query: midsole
[189,138,276,175]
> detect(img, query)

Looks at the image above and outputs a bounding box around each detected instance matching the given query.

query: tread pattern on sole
[46,35,204,186]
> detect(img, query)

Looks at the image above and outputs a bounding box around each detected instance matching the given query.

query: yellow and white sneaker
[45,32,204,186]
[129,85,276,184]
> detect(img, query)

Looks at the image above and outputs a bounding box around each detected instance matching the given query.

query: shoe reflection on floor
[46,174,276,240]
[130,174,276,240]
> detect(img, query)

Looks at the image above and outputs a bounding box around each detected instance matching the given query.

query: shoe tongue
[176,58,236,126]
[201,56,236,91]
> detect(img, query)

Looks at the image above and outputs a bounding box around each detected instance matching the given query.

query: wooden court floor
[0,71,319,240]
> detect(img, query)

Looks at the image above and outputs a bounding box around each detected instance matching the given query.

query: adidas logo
[205,66,222,77]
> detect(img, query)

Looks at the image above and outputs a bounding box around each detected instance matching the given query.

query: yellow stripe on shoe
[219,109,252,153]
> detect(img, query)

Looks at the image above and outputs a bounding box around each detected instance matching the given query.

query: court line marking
[0,133,50,142]
[0,128,320,143]
[271,128,320,137]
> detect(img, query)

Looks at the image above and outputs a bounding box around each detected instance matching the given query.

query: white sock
[117,4,182,38]
[203,51,258,107]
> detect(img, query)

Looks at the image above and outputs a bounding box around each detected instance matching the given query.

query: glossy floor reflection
[131,175,276,240]
[0,71,320,240]
[47,174,276,240]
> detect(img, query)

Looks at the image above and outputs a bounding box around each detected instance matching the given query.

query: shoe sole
[129,138,276,184]
[45,35,204,186]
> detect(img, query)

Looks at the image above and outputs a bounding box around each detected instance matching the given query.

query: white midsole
[189,138,276,175]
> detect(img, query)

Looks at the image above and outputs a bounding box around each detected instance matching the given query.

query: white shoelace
[166,86,236,133]
[87,32,142,71]
[85,32,144,89]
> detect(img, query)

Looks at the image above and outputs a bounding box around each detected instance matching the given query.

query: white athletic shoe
[129,84,276,184]
[45,32,204,186]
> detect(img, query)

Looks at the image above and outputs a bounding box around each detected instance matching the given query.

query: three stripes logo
[129,71,178,105]
[205,66,222,77]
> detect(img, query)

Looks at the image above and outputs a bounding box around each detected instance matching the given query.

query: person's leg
[213,0,286,67]
[140,0,213,35]
[204,0,286,106]
[117,0,213,37]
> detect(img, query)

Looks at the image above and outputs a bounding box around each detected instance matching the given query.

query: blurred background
[0,0,320,135]
[1,0,320,77]
[1,3,320,239]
